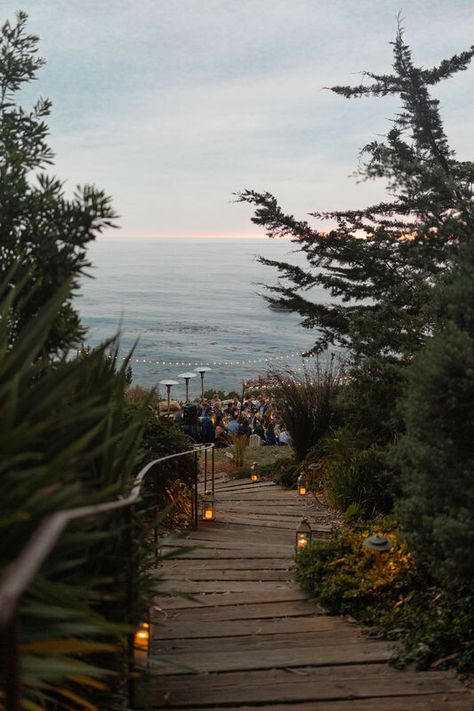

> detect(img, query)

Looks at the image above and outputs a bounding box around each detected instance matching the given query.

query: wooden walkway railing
[137,469,473,710]
[0,443,215,710]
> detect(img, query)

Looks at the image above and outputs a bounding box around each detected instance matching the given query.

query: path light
[250,462,260,482]
[194,366,212,398]
[363,534,393,571]
[159,379,179,415]
[133,621,150,663]
[297,473,307,496]
[178,371,197,403]
[201,490,215,521]
[295,518,312,551]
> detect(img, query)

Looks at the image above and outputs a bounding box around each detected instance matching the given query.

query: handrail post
[204,447,208,491]
[211,445,215,496]
[1,608,21,711]
[126,506,136,708]
[193,449,199,528]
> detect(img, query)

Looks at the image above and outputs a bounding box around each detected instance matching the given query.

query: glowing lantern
[297,473,308,496]
[295,518,312,551]
[201,490,215,521]
[133,621,150,663]
[250,462,260,482]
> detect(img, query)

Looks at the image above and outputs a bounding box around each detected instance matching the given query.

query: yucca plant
[0,278,157,710]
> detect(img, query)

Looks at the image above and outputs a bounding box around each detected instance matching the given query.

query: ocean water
[78,237,325,399]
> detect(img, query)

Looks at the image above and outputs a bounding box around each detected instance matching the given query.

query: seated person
[226,414,240,436]
[265,423,278,446]
[279,429,293,446]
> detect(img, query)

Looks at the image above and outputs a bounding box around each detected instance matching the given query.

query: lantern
[295,518,312,551]
[201,490,215,521]
[250,462,260,482]
[297,473,308,496]
[133,621,150,663]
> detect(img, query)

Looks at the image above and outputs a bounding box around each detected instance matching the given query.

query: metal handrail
[0,441,215,709]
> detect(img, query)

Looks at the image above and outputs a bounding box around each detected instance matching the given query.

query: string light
[95,350,310,369]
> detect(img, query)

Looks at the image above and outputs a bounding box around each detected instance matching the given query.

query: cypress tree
[239,23,474,364]
[395,236,474,586]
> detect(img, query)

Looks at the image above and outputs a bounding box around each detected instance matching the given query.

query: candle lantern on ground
[159,379,179,416]
[194,366,212,398]
[178,371,197,403]
[363,534,393,571]
[133,621,150,664]
[297,472,308,496]
[201,490,215,521]
[250,462,260,482]
[295,518,312,551]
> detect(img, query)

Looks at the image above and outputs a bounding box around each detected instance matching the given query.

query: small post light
[250,462,260,482]
[201,490,215,521]
[363,534,393,570]
[297,473,308,496]
[133,621,150,663]
[295,518,312,551]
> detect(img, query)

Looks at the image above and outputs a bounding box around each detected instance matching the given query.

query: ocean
[78,237,325,400]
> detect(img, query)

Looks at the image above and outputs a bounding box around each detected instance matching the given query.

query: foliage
[204,388,226,400]
[131,404,195,501]
[260,455,299,488]
[239,23,474,364]
[267,358,343,461]
[321,428,394,518]
[296,522,474,672]
[0,279,153,709]
[0,12,116,358]
[228,434,247,467]
[394,236,474,588]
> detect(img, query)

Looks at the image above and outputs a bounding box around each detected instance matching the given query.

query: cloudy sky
[4,0,474,237]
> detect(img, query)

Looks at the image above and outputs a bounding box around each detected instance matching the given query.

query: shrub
[267,358,343,461]
[228,434,248,467]
[321,428,393,518]
[394,237,474,589]
[296,522,474,672]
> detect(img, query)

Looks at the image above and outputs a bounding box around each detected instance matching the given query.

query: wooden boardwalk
[137,471,473,710]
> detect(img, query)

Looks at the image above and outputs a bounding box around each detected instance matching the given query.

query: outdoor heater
[194,366,212,398]
[159,379,179,415]
[178,371,197,402]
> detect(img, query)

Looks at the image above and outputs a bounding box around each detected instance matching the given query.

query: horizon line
[102,230,291,240]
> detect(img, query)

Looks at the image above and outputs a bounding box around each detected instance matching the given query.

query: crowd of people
[173,394,293,447]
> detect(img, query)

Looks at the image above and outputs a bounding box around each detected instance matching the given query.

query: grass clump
[296,520,474,673]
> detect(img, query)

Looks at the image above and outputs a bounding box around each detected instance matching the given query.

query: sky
[3,0,474,237]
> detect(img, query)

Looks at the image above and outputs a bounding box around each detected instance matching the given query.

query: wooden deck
[137,471,473,710]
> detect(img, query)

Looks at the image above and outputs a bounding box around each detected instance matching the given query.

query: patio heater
[194,366,212,398]
[178,371,197,403]
[159,379,179,415]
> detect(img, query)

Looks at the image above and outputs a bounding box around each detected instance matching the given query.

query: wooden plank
[155,588,308,609]
[149,641,392,675]
[155,568,292,582]
[186,696,474,711]
[160,549,293,559]
[154,615,350,640]
[140,665,471,708]
[156,629,369,654]
[152,600,320,622]
[158,580,299,593]
[161,558,293,570]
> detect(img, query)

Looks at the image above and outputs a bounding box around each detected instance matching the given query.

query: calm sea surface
[78,237,325,399]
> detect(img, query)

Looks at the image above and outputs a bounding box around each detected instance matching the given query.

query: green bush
[296,522,474,672]
[321,428,393,518]
[394,237,474,589]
